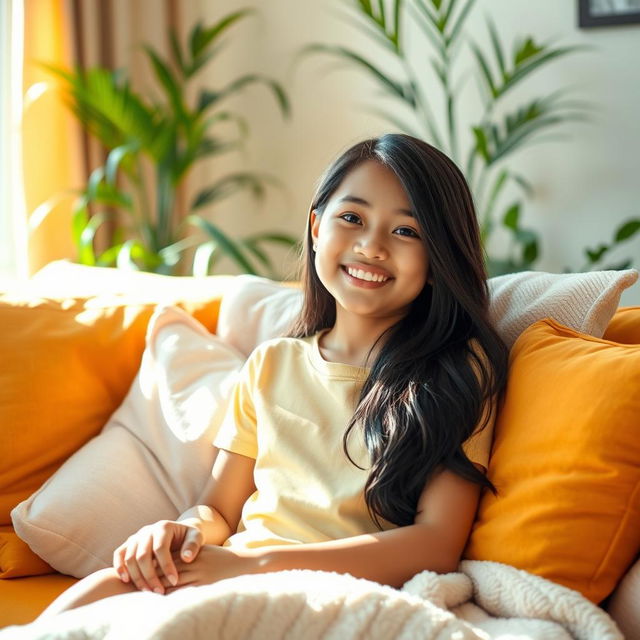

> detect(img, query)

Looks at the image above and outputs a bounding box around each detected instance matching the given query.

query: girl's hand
[113,520,204,594]
[157,545,261,594]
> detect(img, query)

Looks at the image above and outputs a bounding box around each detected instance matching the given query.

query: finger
[180,526,203,563]
[124,541,151,593]
[135,535,165,594]
[112,544,130,583]
[153,528,179,588]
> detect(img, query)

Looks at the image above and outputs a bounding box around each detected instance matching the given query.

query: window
[0,0,28,279]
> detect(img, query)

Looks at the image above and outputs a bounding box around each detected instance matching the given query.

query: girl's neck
[318,312,398,368]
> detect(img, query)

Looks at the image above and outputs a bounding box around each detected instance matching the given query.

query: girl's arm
[177,448,257,550]
[255,463,483,587]
[169,456,483,591]
[114,449,257,594]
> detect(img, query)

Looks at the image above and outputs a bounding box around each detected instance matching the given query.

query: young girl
[39,133,508,617]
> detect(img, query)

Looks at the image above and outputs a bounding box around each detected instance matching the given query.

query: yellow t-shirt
[213,332,494,549]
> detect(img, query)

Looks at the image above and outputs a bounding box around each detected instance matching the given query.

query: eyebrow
[337,195,414,217]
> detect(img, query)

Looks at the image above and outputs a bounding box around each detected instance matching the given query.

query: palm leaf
[105,142,139,184]
[191,172,274,211]
[188,215,257,274]
[214,74,291,119]
[330,5,396,52]
[360,105,424,138]
[298,44,415,107]
[498,44,588,100]
[446,0,475,46]
[615,219,640,243]
[189,10,255,60]
[144,46,188,124]
[192,240,219,276]
[470,42,497,98]
[486,18,506,81]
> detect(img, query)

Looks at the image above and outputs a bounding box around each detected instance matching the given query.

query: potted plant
[297,0,639,275]
[46,8,297,277]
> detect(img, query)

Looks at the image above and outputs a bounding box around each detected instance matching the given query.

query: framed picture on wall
[579,0,640,27]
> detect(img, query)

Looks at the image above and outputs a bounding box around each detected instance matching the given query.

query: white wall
[185,0,640,304]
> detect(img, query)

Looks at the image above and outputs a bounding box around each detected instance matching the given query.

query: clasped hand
[113,520,256,595]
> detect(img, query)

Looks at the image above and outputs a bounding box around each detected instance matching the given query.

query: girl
[39,133,508,617]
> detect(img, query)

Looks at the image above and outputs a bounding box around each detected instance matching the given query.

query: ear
[310,209,320,244]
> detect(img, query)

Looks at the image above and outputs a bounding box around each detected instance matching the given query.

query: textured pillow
[487,269,638,348]
[216,270,638,355]
[463,318,640,604]
[603,306,640,344]
[11,306,244,578]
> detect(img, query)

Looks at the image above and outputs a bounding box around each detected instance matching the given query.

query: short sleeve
[213,351,260,460]
[461,338,498,472]
[461,397,496,472]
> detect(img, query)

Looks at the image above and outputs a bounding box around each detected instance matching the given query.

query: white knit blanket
[1,561,622,639]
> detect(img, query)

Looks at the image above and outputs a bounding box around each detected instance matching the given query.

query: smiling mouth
[342,266,391,283]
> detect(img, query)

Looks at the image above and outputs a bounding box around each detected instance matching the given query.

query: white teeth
[346,267,388,282]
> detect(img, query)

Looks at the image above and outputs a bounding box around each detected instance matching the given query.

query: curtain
[21,0,183,274]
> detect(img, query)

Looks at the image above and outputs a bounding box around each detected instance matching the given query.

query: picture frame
[578,0,640,27]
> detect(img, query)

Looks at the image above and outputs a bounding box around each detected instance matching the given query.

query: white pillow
[11,306,244,578]
[217,270,639,353]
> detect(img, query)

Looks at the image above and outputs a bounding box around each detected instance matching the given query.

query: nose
[353,232,388,260]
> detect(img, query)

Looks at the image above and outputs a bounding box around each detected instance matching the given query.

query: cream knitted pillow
[487,269,638,348]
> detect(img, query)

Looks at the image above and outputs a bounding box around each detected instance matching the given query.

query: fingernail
[119,571,128,582]
[169,574,178,586]
[183,549,192,559]
[153,587,163,594]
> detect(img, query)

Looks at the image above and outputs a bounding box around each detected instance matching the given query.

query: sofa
[1,261,639,639]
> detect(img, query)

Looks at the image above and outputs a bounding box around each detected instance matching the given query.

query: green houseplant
[46,9,297,277]
[298,0,639,275]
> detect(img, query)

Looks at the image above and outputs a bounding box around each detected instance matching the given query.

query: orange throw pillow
[604,306,640,344]
[0,278,232,577]
[464,318,640,604]
[0,526,53,578]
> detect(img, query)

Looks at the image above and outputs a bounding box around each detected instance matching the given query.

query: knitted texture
[1,561,622,639]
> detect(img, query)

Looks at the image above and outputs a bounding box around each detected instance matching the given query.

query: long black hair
[289,133,509,528]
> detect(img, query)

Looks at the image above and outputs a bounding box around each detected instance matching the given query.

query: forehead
[330,160,411,208]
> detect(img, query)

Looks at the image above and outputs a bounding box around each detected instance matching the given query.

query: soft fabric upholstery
[11,306,244,578]
[3,266,638,584]
[603,306,640,344]
[463,318,640,604]
[0,294,162,529]
[0,527,52,579]
[0,574,77,626]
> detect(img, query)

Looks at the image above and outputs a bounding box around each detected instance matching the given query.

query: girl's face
[311,160,429,325]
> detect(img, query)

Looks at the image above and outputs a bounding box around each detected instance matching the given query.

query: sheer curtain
[0,0,28,280]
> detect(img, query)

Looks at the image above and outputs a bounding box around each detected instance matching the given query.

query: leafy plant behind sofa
[297,0,639,275]
[45,9,297,277]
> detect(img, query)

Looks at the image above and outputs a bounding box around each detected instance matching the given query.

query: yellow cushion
[604,306,640,344]
[0,526,53,579]
[463,318,640,604]
[0,573,78,626]
[0,274,234,576]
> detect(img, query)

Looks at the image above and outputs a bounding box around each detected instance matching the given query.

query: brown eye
[394,226,420,238]
[340,213,361,224]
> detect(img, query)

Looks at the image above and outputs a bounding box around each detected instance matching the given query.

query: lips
[341,263,393,284]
